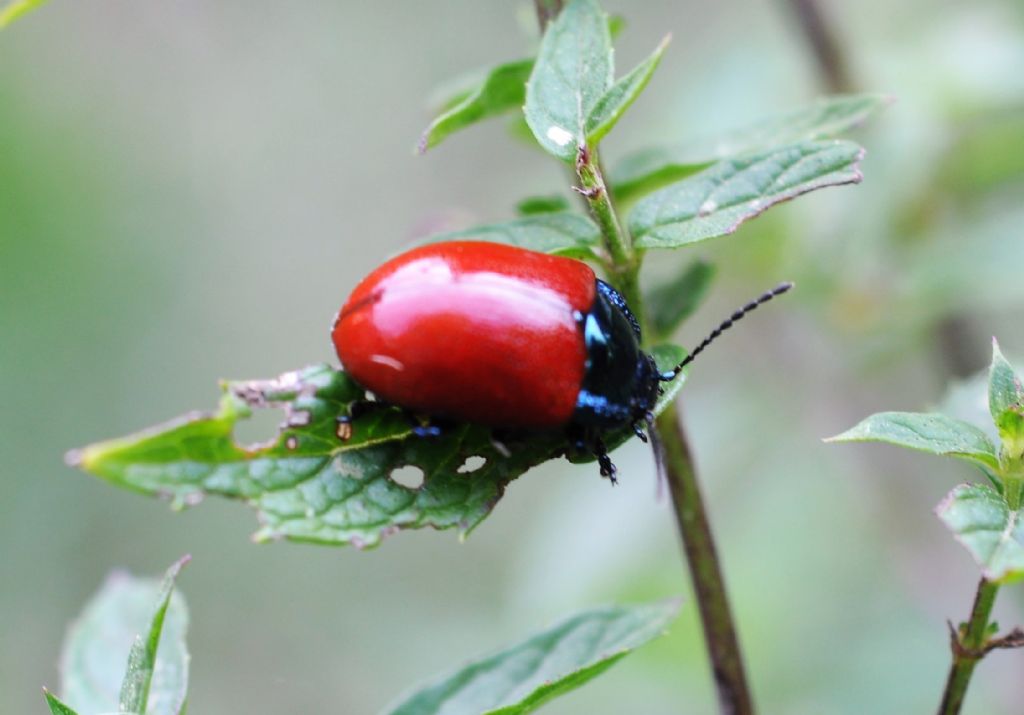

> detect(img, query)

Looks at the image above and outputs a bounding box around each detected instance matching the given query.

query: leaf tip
[64,442,107,473]
[63,447,84,468]
[415,131,431,155]
[169,554,192,576]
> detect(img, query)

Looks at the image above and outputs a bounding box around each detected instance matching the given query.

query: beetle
[332,240,790,481]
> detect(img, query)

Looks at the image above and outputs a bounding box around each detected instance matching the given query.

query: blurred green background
[2,1,1022,713]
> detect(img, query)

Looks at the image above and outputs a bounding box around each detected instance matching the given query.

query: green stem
[1003,477,1022,512]
[576,147,632,266]
[938,578,1000,715]
[658,405,754,715]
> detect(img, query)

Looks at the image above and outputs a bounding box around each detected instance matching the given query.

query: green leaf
[72,350,689,544]
[826,411,1000,472]
[418,59,532,153]
[524,0,613,161]
[989,339,1024,458]
[69,365,572,548]
[937,483,1024,583]
[646,259,716,339]
[58,560,190,715]
[585,35,670,145]
[628,140,865,249]
[0,0,50,28]
[612,94,888,202]
[515,194,571,216]
[425,213,602,260]
[43,690,79,715]
[119,557,191,715]
[381,601,681,715]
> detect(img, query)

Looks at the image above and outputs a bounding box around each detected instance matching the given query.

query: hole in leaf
[234,406,287,450]
[458,456,487,474]
[390,465,425,489]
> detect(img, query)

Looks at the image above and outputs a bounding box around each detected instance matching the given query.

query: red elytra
[332,241,596,429]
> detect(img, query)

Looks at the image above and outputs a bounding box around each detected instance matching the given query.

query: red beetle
[332,240,789,480]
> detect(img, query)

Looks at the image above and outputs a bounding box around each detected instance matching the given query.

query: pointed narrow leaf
[989,339,1024,454]
[418,59,532,153]
[43,690,79,715]
[119,557,191,715]
[937,483,1024,583]
[612,94,888,202]
[69,365,573,548]
[0,0,50,28]
[826,412,1000,471]
[525,0,613,161]
[382,601,681,715]
[629,140,864,249]
[425,213,601,259]
[586,35,670,145]
[646,259,716,339]
[59,563,190,715]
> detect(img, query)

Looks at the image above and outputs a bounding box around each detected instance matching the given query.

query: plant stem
[658,405,754,715]
[574,146,642,317]
[533,0,564,32]
[782,0,853,93]
[938,578,1000,715]
[1003,478,1023,512]
[532,5,754,713]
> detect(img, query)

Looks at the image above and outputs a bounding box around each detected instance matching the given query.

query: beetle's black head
[571,280,660,431]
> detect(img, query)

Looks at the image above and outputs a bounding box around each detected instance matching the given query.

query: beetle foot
[412,424,442,438]
[632,421,648,443]
[594,438,618,485]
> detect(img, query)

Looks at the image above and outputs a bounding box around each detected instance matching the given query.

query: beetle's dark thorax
[571,280,660,429]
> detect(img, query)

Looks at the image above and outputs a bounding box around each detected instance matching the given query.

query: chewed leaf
[525,0,613,160]
[418,59,532,153]
[423,213,602,260]
[629,140,864,249]
[72,347,691,544]
[611,94,888,202]
[937,483,1024,583]
[57,561,190,715]
[382,601,681,715]
[69,365,570,548]
[826,411,1000,472]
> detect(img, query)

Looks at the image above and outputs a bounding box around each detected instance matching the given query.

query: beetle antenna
[659,282,794,381]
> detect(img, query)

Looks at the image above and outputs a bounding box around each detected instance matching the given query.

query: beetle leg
[348,399,384,420]
[632,421,648,443]
[593,437,618,485]
[412,422,442,438]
